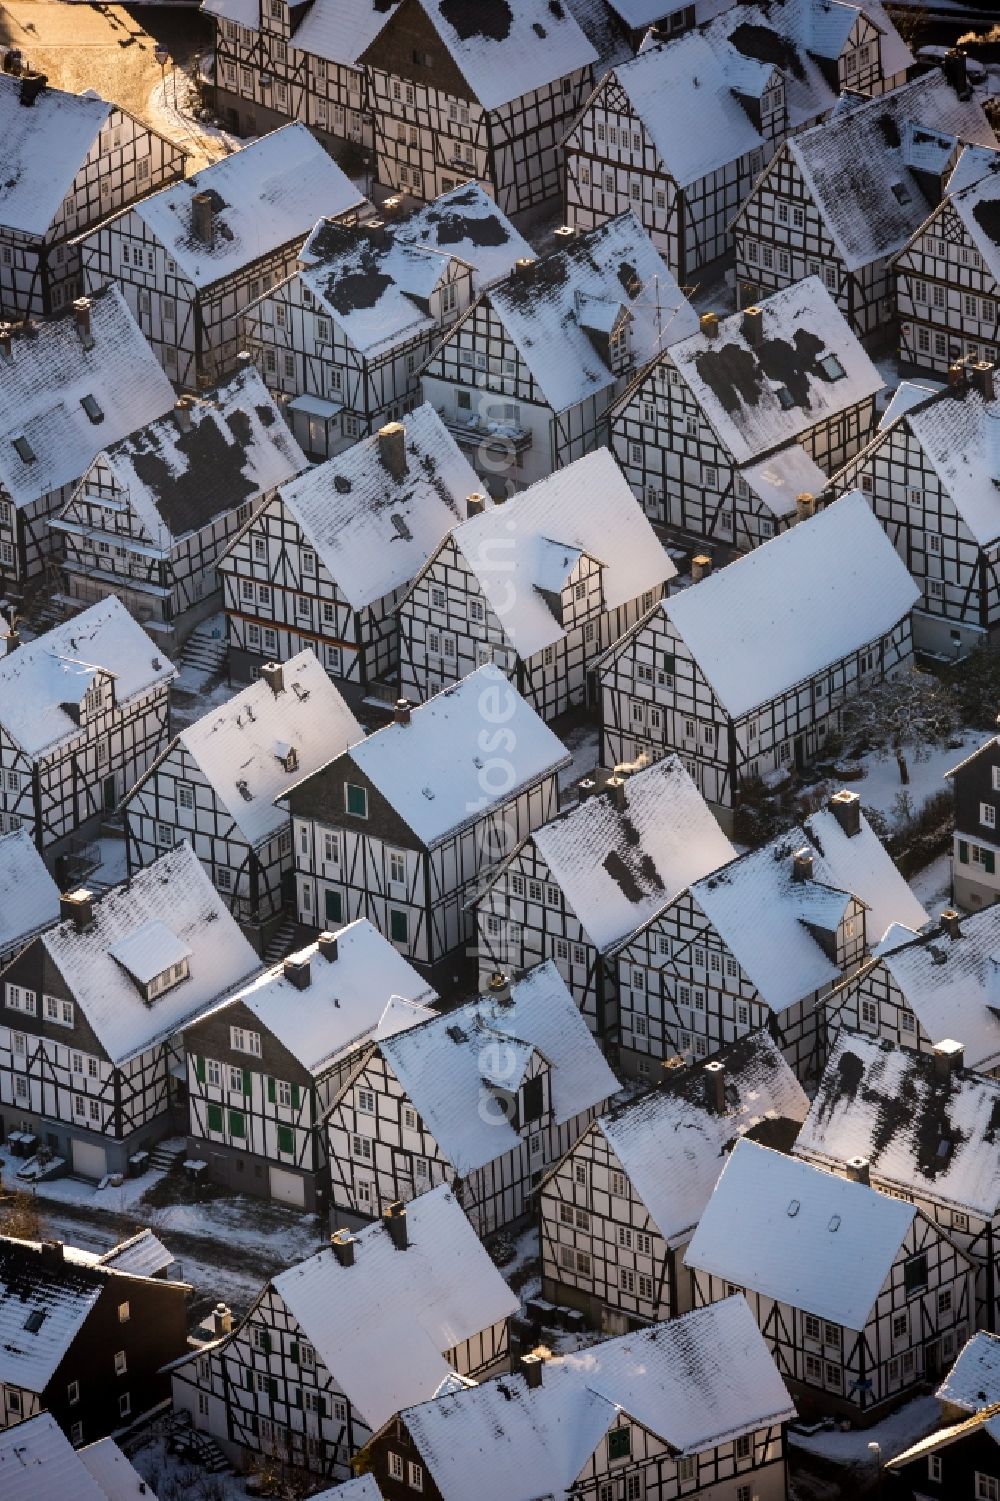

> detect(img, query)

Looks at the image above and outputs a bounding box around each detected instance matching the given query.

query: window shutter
[243,1070,252,1098]
[290,1341,299,1364]
[291,1084,300,1110]
[262,1331,271,1353]
[986,851,996,875]
[959,840,969,864]
[267,1077,276,1104]
[294,1387,302,1408]
[195,1056,205,1082]
[268,1377,277,1399]
[245,1368,253,1390]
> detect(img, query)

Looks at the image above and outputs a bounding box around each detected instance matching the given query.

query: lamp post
[154,43,170,112]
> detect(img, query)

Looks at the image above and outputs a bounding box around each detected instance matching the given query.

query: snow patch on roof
[0,74,112,238]
[938,1331,1000,1413]
[0,1413,115,1501]
[0,829,61,957]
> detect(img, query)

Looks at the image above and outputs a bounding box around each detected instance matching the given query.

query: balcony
[438,410,532,456]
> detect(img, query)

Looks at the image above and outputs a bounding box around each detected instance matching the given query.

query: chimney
[330,1229,356,1267]
[60,889,94,933]
[191,190,215,245]
[829,789,861,839]
[699,312,719,341]
[283,955,311,990]
[845,1156,870,1186]
[382,196,404,218]
[260,661,283,697]
[384,1201,408,1250]
[38,1240,64,1268]
[212,1302,233,1335]
[0,324,11,360]
[940,908,961,940]
[690,553,712,583]
[972,361,995,402]
[173,396,195,434]
[520,1352,544,1388]
[703,1059,726,1114]
[933,1038,964,1081]
[73,297,92,346]
[553,225,578,242]
[796,492,816,522]
[742,305,763,346]
[513,257,536,280]
[365,219,389,248]
[488,971,513,1006]
[792,848,814,883]
[377,422,407,482]
[948,362,968,393]
[944,47,970,99]
[466,493,486,519]
[986,408,1000,484]
[394,698,411,727]
[606,774,627,811]
[577,776,598,803]
[317,931,339,963]
[18,73,47,107]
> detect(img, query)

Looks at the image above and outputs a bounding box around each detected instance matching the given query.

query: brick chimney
[191,190,215,245]
[513,257,536,280]
[520,1352,544,1388]
[605,774,627,811]
[212,1302,233,1335]
[384,1201,408,1250]
[742,306,763,346]
[38,1240,64,1268]
[691,553,712,583]
[703,1059,726,1114]
[331,1229,355,1267]
[972,361,995,402]
[829,789,861,838]
[845,1156,870,1186]
[0,324,11,360]
[377,422,407,482]
[466,493,486,519]
[283,955,311,990]
[60,889,94,933]
[260,661,283,697]
[173,396,195,433]
[940,909,961,940]
[317,931,339,963]
[488,972,513,1006]
[395,698,411,726]
[933,1038,964,1081]
[948,362,968,393]
[699,312,719,341]
[792,848,814,882]
[796,492,816,522]
[18,73,47,107]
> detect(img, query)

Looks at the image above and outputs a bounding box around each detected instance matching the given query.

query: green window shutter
[195,1055,205,1083]
[986,851,996,875]
[243,1069,252,1098]
[229,1109,246,1139]
[289,1341,299,1364]
[267,1077,276,1104]
[207,1103,223,1133]
[291,1084,300,1110]
[390,908,408,944]
[278,1125,294,1154]
[959,840,969,864]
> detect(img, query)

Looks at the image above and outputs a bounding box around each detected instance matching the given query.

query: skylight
[819,354,846,381]
[80,394,105,424]
[12,436,35,464]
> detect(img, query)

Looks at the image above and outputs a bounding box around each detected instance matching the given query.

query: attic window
[775,386,795,410]
[79,394,105,424]
[819,354,846,381]
[787,1199,800,1217]
[890,182,912,206]
[12,436,35,464]
[23,1309,47,1333]
[146,957,189,1001]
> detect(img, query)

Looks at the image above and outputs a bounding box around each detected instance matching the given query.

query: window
[976,1475,1000,1501]
[982,802,997,829]
[118,1301,130,1324]
[952,1211,969,1233]
[114,1350,127,1375]
[928,1455,942,1482]
[892,1312,908,1340]
[610,1170,626,1197]
[408,1462,424,1491]
[345,783,368,818]
[352,1134,372,1161]
[608,1427,631,1461]
[67,1380,80,1405]
[390,909,408,945]
[736,1433,751,1460]
[938,1288,953,1314]
[677,1456,695,1482]
[389,1454,404,1481]
[904,1253,928,1296]
[230,1026,262,1057]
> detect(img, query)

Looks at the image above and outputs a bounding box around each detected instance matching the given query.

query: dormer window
[609,321,631,371]
[146,958,189,1000]
[108,921,192,1004]
[84,680,104,716]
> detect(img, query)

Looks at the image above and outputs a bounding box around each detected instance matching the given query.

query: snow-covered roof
[739,444,829,519]
[290,0,401,64]
[685,1137,919,1329]
[201,0,260,27]
[0,597,176,759]
[77,1437,152,1501]
[520,756,734,954]
[0,828,61,958]
[796,1031,1000,1218]
[377,963,618,1175]
[443,448,675,658]
[271,1184,518,1432]
[392,182,533,290]
[305,1480,384,1501]
[593,1031,808,1248]
[315,667,569,848]
[167,650,361,847]
[267,403,481,611]
[868,905,1000,1073]
[362,0,597,112]
[0,1414,139,1501]
[880,382,1000,549]
[128,124,364,290]
[0,286,175,509]
[661,278,883,466]
[213,919,437,1076]
[0,1242,103,1393]
[85,364,306,546]
[40,843,261,1065]
[938,1332,1000,1413]
[0,75,114,239]
[649,491,919,720]
[877,378,938,432]
[946,166,1000,287]
[802,800,928,944]
[108,921,192,986]
[397,1297,794,1498]
[481,214,697,414]
[97,1229,175,1280]
[779,74,995,272]
[887,1404,1000,1473]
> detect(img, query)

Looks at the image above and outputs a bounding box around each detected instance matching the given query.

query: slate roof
[286,0,402,63]
[394,1297,795,1499]
[585,1030,810,1248]
[938,1331,1000,1413]
[82,364,306,545]
[0,75,114,238]
[0,1242,104,1393]
[0,597,176,759]
[797,1031,1000,1217]
[125,124,364,290]
[97,1229,175,1280]
[685,1137,922,1329]
[945,164,1000,286]
[375,962,619,1174]
[802,800,929,944]
[0,828,61,958]
[0,1413,140,1501]
[0,286,175,509]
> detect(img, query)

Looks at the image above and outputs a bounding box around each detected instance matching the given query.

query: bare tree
[841,670,959,783]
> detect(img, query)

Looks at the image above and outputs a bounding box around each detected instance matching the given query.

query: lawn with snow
[850,730,980,824]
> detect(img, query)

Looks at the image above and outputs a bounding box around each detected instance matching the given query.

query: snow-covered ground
[557,722,600,792]
[850,730,979,823]
[146,72,244,172]
[790,1392,941,1466]
[0,1143,167,1212]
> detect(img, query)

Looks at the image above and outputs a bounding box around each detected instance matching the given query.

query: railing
[439,413,533,455]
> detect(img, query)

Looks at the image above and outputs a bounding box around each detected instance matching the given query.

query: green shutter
[289,1341,299,1364]
[243,1069,252,1098]
[291,1084,300,1110]
[278,1125,294,1154]
[267,1077,276,1104]
[986,851,996,875]
[207,1103,223,1133]
[195,1055,205,1082]
[959,840,970,865]
[229,1109,246,1139]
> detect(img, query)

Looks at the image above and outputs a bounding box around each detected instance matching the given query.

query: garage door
[269,1166,305,1207]
[72,1138,108,1180]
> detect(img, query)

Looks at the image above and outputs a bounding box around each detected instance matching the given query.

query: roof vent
[828,1214,841,1232]
[796,491,816,522]
[173,396,196,434]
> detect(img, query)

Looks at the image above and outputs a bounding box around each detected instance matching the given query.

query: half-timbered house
[184,918,437,1209]
[241,184,532,458]
[218,407,481,692]
[732,73,996,341]
[0,597,176,852]
[892,165,1000,377]
[0,830,60,964]
[686,1137,977,1420]
[399,448,675,718]
[825,906,1000,1077]
[359,0,597,214]
[830,361,1000,658]
[0,1410,155,1496]
[609,278,883,542]
[169,1184,518,1483]
[0,289,175,594]
[598,491,919,827]
[795,1031,1000,1333]
[0,1237,189,1442]
[78,124,366,391]
[946,727,1000,911]
[52,364,305,644]
[123,651,361,935]
[474,755,734,1038]
[887,1403,1000,1501]
[539,1030,808,1330]
[363,1297,795,1501]
[563,0,913,282]
[284,668,569,977]
[612,791,929,1081]
[0,72,186,322]
[0,844,260,1179]
[419,213,698,493]
[325,964,618,1234]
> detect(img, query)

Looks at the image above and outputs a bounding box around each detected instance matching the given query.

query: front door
[794,736,805,772]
